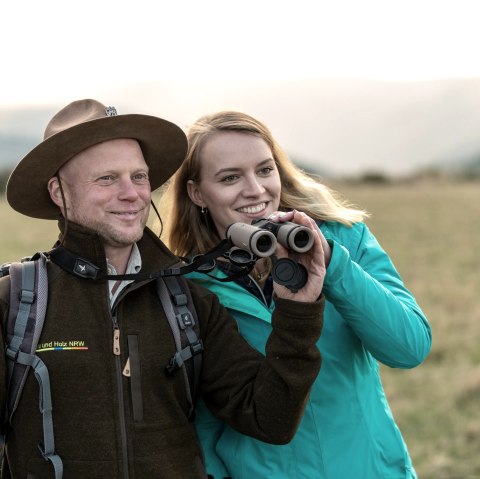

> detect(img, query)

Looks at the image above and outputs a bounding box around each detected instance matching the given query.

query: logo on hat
[105,106,117,117]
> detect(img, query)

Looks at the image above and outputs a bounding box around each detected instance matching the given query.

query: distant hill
[2,78,480,178]
[0,105,57,173]
[466,157,480,174]
[0,134,37,167]
[443,154,480,176]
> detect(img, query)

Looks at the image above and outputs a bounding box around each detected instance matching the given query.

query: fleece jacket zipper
[112,312,129,479]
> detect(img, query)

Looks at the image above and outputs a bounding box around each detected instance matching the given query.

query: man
[0,99,326,478]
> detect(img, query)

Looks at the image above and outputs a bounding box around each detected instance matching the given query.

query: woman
[161,111,432,479]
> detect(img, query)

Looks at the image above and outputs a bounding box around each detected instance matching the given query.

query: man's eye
[98,175,115,182]
[133,173,149,183]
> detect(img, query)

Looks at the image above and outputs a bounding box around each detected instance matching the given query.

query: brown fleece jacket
[0,220,323,479]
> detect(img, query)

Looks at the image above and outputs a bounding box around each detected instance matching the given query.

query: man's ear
[47,176,64,209]
[187,180,205,208]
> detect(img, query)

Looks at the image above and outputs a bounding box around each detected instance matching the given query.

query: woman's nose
[244,176,265,196]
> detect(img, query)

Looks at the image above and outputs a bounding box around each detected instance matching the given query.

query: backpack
[0,252,203,479]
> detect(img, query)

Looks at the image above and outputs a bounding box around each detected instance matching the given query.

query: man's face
[53,138,151,251]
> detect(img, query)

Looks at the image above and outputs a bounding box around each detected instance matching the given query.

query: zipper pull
[113,327,121,356]
[122,357,131,377]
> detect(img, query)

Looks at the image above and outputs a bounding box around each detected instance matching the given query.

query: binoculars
[225,218,314,293]
[225,218,314,257]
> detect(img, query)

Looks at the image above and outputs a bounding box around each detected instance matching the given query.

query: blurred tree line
[0,169,9,193]
[1,160,480,197]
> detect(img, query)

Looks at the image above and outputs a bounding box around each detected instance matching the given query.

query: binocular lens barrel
[275,225,315,253]
[251,219,314,254]
[226,219,314,257]
[225,223,277,257]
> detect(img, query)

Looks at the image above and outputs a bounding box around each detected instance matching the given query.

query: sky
[2,0,480,107]
[3,0,480,177]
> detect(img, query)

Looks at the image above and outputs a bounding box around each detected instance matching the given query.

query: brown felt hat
[6,99,188,219]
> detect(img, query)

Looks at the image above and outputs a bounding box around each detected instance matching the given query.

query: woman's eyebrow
[213,158,274,178]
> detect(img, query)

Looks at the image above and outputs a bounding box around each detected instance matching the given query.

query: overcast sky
[2,0,480,107]
[3,0,480,177]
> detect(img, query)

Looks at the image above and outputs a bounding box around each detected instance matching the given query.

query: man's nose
[118,178,141,200]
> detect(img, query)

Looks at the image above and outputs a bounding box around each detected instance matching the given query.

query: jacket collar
[55,216,181,275]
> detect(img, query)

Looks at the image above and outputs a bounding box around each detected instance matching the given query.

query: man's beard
[95,221,146,248]
[70,208,148,248]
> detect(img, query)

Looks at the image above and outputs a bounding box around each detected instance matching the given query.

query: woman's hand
[268,210,330,302]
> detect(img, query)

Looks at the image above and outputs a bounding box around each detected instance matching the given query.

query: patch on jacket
[36,339,89,352]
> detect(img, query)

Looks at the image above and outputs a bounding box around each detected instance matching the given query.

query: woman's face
[187,131,282,238]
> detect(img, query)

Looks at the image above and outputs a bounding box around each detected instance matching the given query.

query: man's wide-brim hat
[6,99,188,219]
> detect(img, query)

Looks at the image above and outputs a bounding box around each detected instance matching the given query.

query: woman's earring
[201,206,208,215]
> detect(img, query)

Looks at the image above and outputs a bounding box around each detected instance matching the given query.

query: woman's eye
[221,175,238,183]
[259,167,274,175]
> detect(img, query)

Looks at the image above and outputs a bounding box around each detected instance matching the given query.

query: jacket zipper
[248,274,268,306]
[112,312,129,479]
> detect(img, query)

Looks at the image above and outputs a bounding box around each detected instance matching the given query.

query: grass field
[1,179,479,478]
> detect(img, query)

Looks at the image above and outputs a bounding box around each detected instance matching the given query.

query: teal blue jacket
[190,221,432,479]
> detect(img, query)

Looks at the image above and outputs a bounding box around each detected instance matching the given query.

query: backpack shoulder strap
[1,254,63,479]
[156,275,203,420]
[5,255,48,414]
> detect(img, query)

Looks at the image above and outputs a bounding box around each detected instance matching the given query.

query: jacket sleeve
[322,222,431,368]
[190,281,324,445]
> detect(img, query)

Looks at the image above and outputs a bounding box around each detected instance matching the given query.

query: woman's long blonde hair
[161,111,368,257]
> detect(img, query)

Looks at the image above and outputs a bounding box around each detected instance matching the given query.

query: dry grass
[1,179,480,477]
[0,201,59,262]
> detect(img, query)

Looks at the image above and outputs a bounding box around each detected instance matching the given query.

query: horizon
[2,77,480,178]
